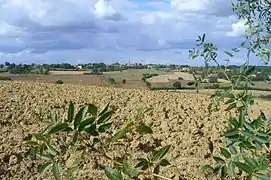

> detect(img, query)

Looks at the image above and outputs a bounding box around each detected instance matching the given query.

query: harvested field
[9,74,106,86]
[147,72,193,83]
[49,71,88,75]
[0,81,271,180]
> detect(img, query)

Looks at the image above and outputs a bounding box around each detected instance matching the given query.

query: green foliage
[192,1,271,179]
[121,79,126,84]
[145,81,151,89]
[55,80,63,84]
[172,81,182,89]
[25,102,171,180]
[0,76,12,81]
[108,77,117,84]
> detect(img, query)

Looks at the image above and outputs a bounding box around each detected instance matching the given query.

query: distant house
[76,65,83,70]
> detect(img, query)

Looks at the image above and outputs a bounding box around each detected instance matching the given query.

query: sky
[0,0,266,65]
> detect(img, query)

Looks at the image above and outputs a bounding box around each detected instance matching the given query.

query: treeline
[190,65,271,82]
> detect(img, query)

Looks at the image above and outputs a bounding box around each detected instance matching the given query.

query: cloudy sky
[0,0,262,65]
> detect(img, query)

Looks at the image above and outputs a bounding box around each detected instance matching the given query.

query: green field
[102,68,168,89]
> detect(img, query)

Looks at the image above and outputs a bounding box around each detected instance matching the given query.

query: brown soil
[9,75,107,86]
[0,81,270,180]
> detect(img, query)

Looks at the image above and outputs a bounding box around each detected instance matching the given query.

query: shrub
[55,80,63,84]
[108,77,116,84]
[208,76,218,83]
[0,76,12,81]
[187,81,195,86]
[172,82,182,89]
[189,1,271,176]
[122,79,126,84]
[25,103,171,180]
[145,81,151,88]
[141,77,146,82]
[178,77,184,80]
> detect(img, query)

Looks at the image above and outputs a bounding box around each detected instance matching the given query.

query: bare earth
[0,81,271,180]
[147,72,194,83]
[9,75,106,86]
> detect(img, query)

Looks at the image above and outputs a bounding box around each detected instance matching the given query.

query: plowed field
[0,81,270,180]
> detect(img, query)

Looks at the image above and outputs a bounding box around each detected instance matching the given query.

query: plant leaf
[235,162,251,173]
[229,145,237,155]
[220,147,231,159]
[97,110,114,124]
[228,161,235,177]
[213,156,224,163]
[122,160,141,178]
[221,165,227,178]
[246,66,256,76]
[152,145,171,161]
[52,161,61,180]
[99,102,110,116]
[137,124,153,134]
[254,173,269,180]
[226,102,237,111]
[208,140,214,154]
[72,131,80,144]
[84,124,99,136]
[25,141,39,146]
[255,136,269,144]
[78,117,96,132]
[33,134,46,142]
[98,123,112,133]
[88,104,98,116]
[225,51,234,57]
[46,143,59,156]
[244,121,254,131]
[36,154,53,161]
[67,102,74,123]
[111,122,134,143]
[39,162,53,174]
[74,106,88,129]
[48,123,69,134]
[243,156,258,168]
[135,158,149,170]
[104,167,123,180]
[224,129,239,137]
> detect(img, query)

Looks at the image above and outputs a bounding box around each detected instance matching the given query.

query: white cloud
[171,0,232,16]
[93,0,116,18]
[227,20,247,37]
[171,0,210,12]
[0,0,252,65]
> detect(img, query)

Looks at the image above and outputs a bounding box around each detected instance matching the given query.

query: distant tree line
[1,62,270,81]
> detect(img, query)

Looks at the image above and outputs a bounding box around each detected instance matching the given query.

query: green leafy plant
[25,103,172,180]
[188,0,271,179]
[122,79,126,84]
[172,82,182,89]
[55,80,63,84]
[0,75,12,81]
[108,77,117,84]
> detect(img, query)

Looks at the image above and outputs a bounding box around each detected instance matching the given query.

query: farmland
[0,81,271,180]
[2,68,271,98]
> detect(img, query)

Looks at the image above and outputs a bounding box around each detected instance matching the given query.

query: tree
[108,77,116,84]
[208,76,218,83]
[122,79,126,84]
[55,80,63,84]
[172,82,182,89]
[192,0,271,179]
[4,62,10,67]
